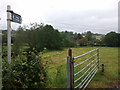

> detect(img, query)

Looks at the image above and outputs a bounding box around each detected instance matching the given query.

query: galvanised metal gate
[67,48,99,89]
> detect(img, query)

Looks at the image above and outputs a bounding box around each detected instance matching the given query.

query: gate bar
[73,48,98,60]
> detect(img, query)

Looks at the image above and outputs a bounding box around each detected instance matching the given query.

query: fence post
[68,48,74,88]
[97,49,99,69]
[102,64,104,72]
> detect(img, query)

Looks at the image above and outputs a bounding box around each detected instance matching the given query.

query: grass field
[42,47,119,88]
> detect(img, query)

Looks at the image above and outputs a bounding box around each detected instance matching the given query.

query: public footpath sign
[7,5,22,64]
[11,12,22,24]
[7,9,22,24]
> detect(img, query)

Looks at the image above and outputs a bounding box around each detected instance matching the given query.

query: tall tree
[103,32,120,47]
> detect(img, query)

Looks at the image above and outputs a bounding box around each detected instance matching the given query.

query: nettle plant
[2,49,48,88]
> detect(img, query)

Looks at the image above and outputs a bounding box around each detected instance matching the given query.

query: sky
[0,0,119,34]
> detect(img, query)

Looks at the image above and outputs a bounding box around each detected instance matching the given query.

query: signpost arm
[7,5,11,64]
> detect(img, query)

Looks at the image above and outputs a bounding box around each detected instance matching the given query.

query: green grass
[88,47,118,88]
[42,47,118,88]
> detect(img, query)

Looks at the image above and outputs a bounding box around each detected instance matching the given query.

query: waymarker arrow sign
[11,12,22,24]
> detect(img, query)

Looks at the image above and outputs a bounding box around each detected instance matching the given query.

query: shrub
[2,50,48,88]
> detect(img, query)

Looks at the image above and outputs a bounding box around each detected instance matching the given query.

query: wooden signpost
[7,5,22,64]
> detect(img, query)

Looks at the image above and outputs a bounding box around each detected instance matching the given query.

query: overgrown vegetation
[2,49,48,88]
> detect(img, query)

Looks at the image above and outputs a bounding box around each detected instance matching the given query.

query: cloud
[0,0,119,34]
[44,7,117,34]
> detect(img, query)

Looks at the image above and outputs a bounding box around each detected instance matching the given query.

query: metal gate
[67,48,99,89]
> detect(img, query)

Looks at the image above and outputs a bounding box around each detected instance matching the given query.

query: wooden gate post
[102,64,104,72]
[68,48,74,88]
[97,49,99,69]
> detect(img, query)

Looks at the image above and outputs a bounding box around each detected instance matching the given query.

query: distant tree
[78,37,88,46]
[61,31,76,47]
[23,24,62,51]
[13,26,25,55]
[86,31,93,41]
[2,30,16,46]
[74,33,82,40]
[14,23,91,51]
[2,31,7,45]
[103,32,120,47]
[38,25,62,50]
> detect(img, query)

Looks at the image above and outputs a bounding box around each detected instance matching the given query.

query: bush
[2,50,48,88]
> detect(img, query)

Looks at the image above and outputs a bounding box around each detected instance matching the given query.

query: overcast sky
[0,0,119,34]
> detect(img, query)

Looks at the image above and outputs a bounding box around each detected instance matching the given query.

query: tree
[78,37,88,46]
[23,24,62,51]
[2,30,7,45]
[13,27,25,55]
[60,31,76,47]
[74,33,82,40]
[2,30,14,45]
[38,25,62,50]
[103,32,120,47]
[86,31,93,41]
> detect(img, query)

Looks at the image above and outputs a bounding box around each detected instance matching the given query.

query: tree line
[2,23,120,53]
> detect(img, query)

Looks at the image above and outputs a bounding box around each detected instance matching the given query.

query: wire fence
[67,48,99,89]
